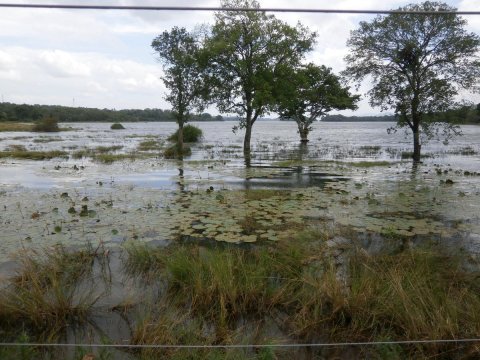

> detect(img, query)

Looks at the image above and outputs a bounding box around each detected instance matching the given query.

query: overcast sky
[0,0,479,116]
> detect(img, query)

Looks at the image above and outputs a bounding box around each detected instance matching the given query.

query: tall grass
[125,236,480,358]
[0,244,107,340]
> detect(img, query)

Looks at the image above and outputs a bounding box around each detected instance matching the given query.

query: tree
[275,63,359,142]
[343,1,480,162]
[152,27,206,155]
[204,0,316,162]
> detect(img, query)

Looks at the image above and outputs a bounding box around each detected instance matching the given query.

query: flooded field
[1,121,480,359]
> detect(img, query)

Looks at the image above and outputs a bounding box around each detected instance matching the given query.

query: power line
[0,3,479,15]
[1,338,480,349]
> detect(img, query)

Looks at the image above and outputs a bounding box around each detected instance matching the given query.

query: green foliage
[32,116,59,132]
[0,149,68,160]
[152,27,207,152]
[275,63,359,141]
[110,123,125,130]
[167,124,203,143]
[0,245,105,339]
[204,0,316,152]
[0,102,217,123]
[344,1,480,160]
[164,144,192,159]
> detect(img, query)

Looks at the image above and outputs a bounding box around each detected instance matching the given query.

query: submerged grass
[0,122,34,132]
[124,234,480,358]
[0,148,68,160]
[2,229,479,358]
[137,139,162,151]
[0,244,107,341]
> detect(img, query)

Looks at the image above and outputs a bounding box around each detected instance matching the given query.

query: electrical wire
[0,3,478,15]
[0,338,480,349]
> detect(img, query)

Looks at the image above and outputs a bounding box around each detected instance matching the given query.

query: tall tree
[276,63,359,142]
[343,1,480,162]
[204,0,316,162]
[152,27,206,155]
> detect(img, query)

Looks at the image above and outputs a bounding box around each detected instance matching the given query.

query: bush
[32,116,59,132]
[163,144,192,159]
[167,124,202,143]
[110,123,125,130]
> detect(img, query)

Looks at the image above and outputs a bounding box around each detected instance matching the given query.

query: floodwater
[1,121,479,190]
[1,120,480,261]
[1,120,480,358]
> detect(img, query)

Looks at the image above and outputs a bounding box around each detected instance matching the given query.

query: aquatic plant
[32,116,59,132]
[110,123,125,130]
[0,244,107,340]
[167,124,203,143]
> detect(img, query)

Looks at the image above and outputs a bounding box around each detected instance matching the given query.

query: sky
[0,0,479,116]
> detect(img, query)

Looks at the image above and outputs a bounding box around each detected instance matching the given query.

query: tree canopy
[152,27,207,153]
[275,63,359,142]
[204,0,316,160]
[343,1,480,161]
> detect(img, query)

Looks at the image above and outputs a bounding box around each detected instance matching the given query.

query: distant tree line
[322,105,480,123]
[0,102,223,123]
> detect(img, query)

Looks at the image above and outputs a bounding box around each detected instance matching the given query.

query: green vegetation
[0,145,68,160]
[163,143,192,159]
[123,237,480,359]
[137,139,162,151]
[152,28,207,154]
[0,244,105,340]
[0,102,222,123]
[343,161,393,167]
[204,0,316,158]
[110,123,125,130]
[0,122,34,132]
[275,63,359,142]
[32,116,59,132]
[344,1,480,161]
[167,124,203,143]
[0,220,479,358]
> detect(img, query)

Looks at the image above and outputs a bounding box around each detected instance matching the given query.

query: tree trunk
[178,121,184,158]
[412,128,421,162]
[243,121,252,167]
[299,127,309,143]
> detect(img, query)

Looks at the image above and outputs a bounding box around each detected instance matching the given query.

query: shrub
[167,124,203,143]
[163,144,192,159]
[110,123,125,130]
[32,116,59,132]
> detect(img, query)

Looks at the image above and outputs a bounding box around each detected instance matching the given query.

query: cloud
[37,50,92,78]
[0,47,166,109]
[0,0,478,115]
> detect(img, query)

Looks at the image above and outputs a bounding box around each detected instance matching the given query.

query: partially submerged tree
[152,27,206,156]
[343,1,480,161]
[205,0,316,161]
[276,64,359,142]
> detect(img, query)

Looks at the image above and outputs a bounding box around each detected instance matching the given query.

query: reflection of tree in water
[177,165,185,192]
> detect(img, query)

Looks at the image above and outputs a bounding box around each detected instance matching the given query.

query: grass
[343,161,393,167]
[123,234,480,358]
[72,147,146,163]
[137,139,162,151]
[2,228,479,358]
[33,136,63,143]
[401,151,434,159]
[0,122,34,132]
[0,145,68,160]
[168,124,203,143]
[164,144,192,159]
[0,244,106,341]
